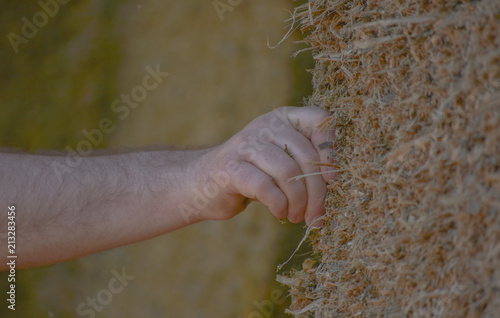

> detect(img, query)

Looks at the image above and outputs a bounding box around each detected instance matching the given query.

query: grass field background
[0,0,313,317]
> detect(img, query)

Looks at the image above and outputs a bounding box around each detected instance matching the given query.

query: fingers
[224,106,334,226]
[280,106,330,140]
[272,131,327,225]
[281,106,336,182]
[245,143,308,223]
[230,161,288,219]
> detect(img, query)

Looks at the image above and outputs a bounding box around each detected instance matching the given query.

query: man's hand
[187,106,334,226]
[0,106,333,269]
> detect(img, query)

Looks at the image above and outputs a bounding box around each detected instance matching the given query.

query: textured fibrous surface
[280,0,500,316]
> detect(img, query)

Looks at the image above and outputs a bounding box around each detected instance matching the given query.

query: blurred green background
[0,0,314,317]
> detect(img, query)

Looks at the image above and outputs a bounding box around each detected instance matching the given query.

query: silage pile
[279,0,500,316]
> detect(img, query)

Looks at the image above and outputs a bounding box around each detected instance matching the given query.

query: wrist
[149,147,216,226]
[176,144,239,223]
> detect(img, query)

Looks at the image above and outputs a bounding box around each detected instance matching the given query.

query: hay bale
[280,0,500,316]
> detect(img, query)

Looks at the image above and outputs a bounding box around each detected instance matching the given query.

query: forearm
[0,148,208,269]
[0,106,334,270]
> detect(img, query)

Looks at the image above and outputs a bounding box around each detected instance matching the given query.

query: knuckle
[277,161,300,179]
[304,151,321,167]
[254,176,272,193]
[250,114,271,128]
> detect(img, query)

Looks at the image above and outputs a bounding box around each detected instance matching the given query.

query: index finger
[273,106,335,182]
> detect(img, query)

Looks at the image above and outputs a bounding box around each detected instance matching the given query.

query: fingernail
[309,216,324,228]
[318,141,334,150]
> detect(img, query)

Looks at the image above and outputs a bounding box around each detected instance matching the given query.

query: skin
[0,106,334,270]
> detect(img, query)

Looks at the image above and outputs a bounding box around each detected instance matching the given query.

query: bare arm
[0,148,209,269]
[0,106,334,269]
